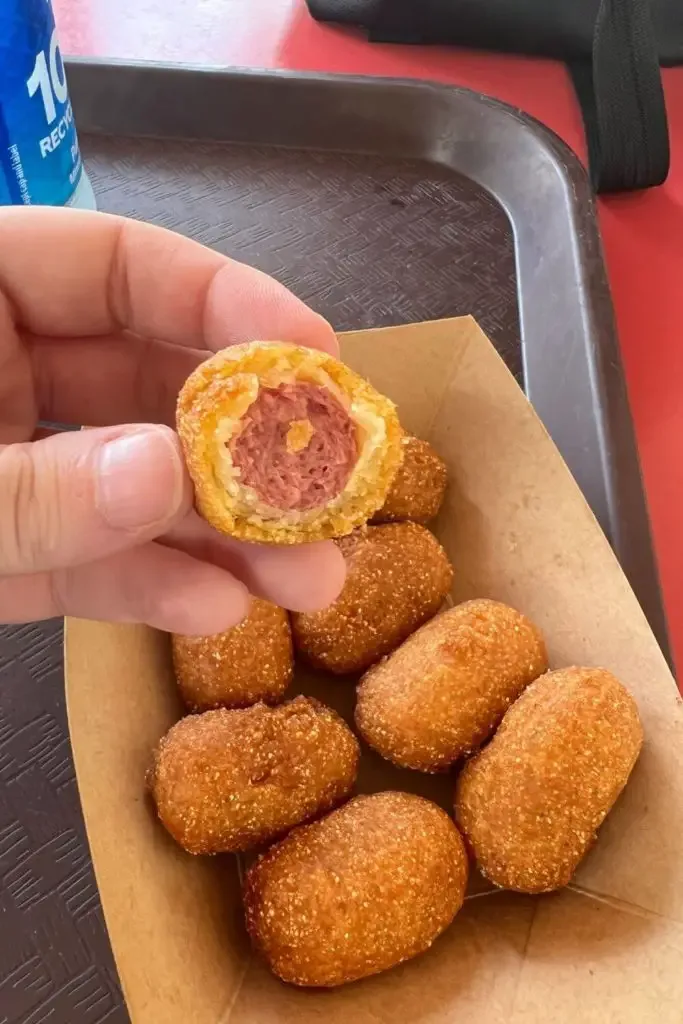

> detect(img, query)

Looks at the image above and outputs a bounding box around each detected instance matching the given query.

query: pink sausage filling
[229,382,358,511]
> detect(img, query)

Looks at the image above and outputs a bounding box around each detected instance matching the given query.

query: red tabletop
[55,0,683,672]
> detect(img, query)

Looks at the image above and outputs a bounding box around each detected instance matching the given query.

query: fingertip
[205,259,338,357]
[95,423,192,533]
[162,578,253,637]
[49,541,254,636]
[161,516,347,614]
[284,540,347,613]
[310,314,340,357]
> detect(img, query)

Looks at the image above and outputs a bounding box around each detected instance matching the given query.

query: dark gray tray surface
[85,136,521,368]
[0,62,668,1024]
[0,621,125,1024]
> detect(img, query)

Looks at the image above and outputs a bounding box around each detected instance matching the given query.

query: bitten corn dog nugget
[176,342,403,544]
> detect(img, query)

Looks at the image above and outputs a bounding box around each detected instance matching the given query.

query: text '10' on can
[0,0,96,208]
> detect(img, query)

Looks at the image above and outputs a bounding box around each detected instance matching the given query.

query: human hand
[0,207,346,634]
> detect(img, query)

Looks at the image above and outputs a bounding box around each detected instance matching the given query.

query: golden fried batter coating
[176,342,404,544]
[372,435,447,524]
[244,791,468,987]
[356,599,548,771]
[172,599,293,712]
[455,667,643,893]
[148,697,359,854]
[291,522,454,675]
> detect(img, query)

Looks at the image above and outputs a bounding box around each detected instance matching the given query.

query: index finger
[0,206,338,354]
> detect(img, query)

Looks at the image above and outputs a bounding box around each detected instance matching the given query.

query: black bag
[307,0,683,193]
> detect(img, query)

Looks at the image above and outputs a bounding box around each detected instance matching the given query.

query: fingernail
[96,427,185,531]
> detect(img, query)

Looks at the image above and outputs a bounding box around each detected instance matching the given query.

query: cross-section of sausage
[230,382,359,511]
[176,342,404,544]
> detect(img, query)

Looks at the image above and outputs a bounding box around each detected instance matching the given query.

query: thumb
[0,425,191,574]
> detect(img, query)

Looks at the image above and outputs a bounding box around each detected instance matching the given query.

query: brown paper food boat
[65,318,683,1023]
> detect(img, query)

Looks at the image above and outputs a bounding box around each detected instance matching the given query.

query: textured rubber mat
[0,621,125,1023]
[85,137,521,374]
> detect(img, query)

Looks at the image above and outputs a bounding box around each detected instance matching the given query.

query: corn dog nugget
[176,342,403,544]
[292,522,454,675]
[172,599,293,712]
[149,697,359,854]
[356,599,548,771]
[372,435,447,524]
[244,791,468,987]
[455,667,643,893]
